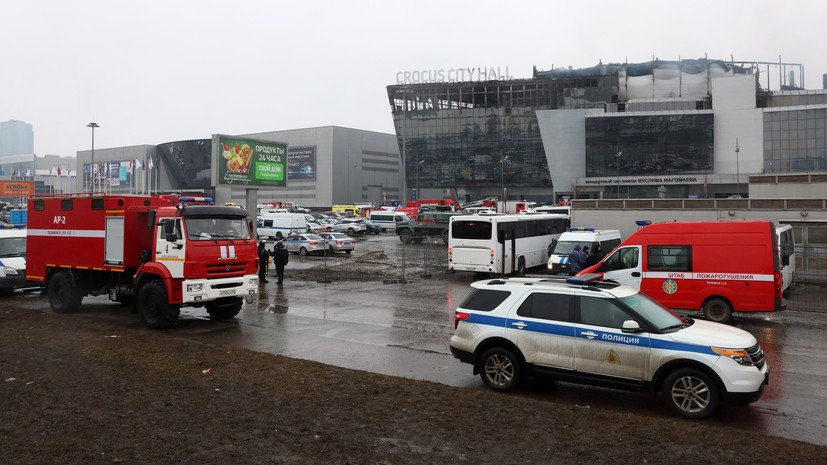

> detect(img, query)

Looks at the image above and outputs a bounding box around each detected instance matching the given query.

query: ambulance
[581,221,784,324]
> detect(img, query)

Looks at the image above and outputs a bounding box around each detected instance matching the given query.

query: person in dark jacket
[586,244,605,268]
[272,241,290,285]
[568,244,587,275]
[257,241,270,283]
[547,238,558,256]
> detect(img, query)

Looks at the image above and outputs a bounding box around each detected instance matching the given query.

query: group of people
[258,241,290,285]
[567,244,605,274]
[549,238,606,275]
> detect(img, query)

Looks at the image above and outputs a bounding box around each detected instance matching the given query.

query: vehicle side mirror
[166,233,179,243]
[622,320,642,333]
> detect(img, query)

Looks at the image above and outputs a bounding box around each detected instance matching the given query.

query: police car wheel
[663,368,720,420]
[702,298,733,324]
[299,247,308,256]
[479,347,522,392]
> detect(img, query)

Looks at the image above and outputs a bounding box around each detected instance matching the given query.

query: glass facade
[585,114,714,177]
[763,108,827,172]
[156,139,213,189]
[394,107,550,190]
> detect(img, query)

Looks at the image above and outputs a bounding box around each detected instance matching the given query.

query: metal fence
[274,233,827,312]
[787,246,827,311]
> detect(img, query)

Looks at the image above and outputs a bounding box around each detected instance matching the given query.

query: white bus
[448,213,569,275]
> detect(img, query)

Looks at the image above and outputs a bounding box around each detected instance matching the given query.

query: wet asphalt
[7,238,827,447]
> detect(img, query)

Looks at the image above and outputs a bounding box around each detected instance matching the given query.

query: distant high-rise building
[0,120,34,157]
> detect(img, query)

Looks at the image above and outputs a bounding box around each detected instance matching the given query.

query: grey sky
[3,0,824,158]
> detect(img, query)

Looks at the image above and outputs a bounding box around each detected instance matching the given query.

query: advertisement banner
[105,162,131,187]
[0,181,34,196]
[215,136,287,187]
[288,146,316,180]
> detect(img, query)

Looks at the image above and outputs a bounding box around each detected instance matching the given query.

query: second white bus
[448,213,569,275]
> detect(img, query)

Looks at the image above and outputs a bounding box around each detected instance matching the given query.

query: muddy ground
[2,297,826,465]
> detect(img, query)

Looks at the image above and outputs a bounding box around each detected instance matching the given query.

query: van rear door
[595,245,643,289]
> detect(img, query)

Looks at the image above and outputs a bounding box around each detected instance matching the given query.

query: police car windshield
[554,241,596,255]
[619,293,686,331]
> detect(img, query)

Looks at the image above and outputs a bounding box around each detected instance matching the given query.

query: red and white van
[580,221,784,324]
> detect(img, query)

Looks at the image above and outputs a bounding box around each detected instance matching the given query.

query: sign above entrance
[577,175,703,187]
[395,67,514,85]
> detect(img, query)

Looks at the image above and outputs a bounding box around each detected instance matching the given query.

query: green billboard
[214,135,287,187]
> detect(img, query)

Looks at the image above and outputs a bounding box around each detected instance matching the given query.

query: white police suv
[449,274,769,419]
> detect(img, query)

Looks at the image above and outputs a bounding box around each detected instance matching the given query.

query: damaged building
[387,57,826,202]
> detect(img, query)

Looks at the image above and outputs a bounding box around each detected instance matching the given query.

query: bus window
[452,221,493,240]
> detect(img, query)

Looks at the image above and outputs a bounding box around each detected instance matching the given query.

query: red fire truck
[26,193,260,329]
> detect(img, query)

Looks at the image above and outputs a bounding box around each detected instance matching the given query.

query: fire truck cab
[26,194,259,329]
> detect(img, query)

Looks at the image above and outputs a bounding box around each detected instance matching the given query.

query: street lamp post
[735,138,741,198]
[416,159,424,203]
[616,150,622,198]
[87,122,99,192]
[501,155,509,211]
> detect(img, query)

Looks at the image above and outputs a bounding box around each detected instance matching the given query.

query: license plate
[219,290,235,296]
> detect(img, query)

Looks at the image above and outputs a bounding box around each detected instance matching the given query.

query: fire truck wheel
[206,297,243,319]
[47,271,82,314]
[702,298,733,324]
[137,280,179,329]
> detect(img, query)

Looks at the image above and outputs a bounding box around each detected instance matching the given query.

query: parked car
[305,222,325,234]
[319,232,354,254]
[282,234,327,256]
[450,274,770,420]
[335,219,367,235]
[317,218,340,232]
[362,219,384,234]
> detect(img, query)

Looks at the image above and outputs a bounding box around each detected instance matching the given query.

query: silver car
[319,232,354,254]
[335,219,367,235]
[282,234,327,256]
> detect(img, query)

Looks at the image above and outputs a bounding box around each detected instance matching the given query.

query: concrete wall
[750,174,827,199]
[711,74,764,180]
[537,109,587,196]
[76,145,156,193]
[243,127,334,208]
[242,126,400,209]
[570,198,827,239]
